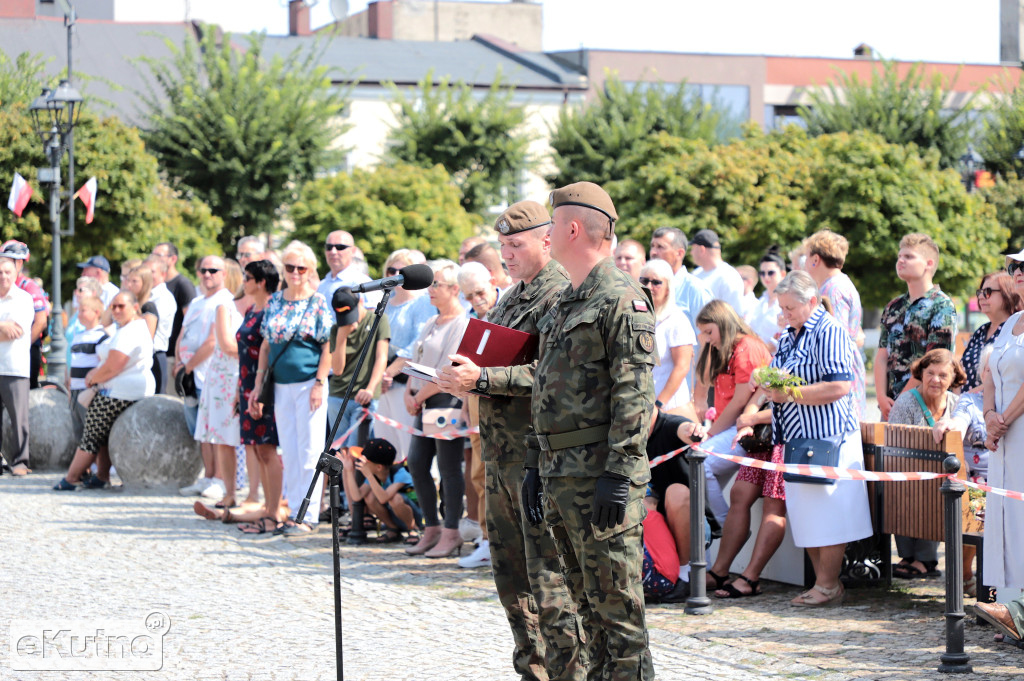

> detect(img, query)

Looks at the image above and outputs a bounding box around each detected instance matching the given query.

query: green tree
[291,163,477,275]
[385,72,531,218]
[138,27,350,251]
[980,176,1024,251]
[978,79,1024,178]
[798,58,979,169]
[0,49,50,110]
[546,73,726,189]
[0,109,222,300]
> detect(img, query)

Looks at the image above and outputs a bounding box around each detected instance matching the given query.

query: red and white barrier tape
[961,477,1024,502]
[329,412,368,450]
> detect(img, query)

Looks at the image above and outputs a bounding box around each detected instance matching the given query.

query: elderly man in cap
[528,181,655,679]
[77,254,119,308]
[438,200,585,681]
[1,241,49,389]
[0,254,36,475]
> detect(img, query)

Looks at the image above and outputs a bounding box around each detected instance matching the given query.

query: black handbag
[737,404,773,454]
[783,436,840,485]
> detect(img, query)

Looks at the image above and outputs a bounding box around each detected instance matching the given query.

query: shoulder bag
[782,435,842,485]
[258,296,313,409]
[908,388,937,427]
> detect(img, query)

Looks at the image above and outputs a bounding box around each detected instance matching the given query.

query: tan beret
[549,181,618,222]
[494,200,551,235]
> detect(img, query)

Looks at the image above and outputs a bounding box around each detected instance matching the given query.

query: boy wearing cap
[337,438,420,541]
[328,288,391,447]
[688,229,745,314]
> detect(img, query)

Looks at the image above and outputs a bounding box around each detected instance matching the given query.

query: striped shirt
[69,326,109,391]
[771,306,857,442]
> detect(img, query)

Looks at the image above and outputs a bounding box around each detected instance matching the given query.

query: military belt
[536,424,609,451]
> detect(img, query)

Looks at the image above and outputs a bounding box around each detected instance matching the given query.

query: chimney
[853,43,873,60]
[1001,0,1024,64]
[289,0,311,36]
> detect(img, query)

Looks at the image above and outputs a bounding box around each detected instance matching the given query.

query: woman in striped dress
[767,271,872,607]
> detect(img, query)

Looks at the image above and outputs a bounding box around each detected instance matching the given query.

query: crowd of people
[4,193,1024,676]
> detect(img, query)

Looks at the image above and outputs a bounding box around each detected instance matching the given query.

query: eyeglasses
[237,251,256,259]
[639,277,664,287]
[976,287,998,300]
[149,251,169,259]
[243,274,255,282]
[430,281,451,289]
[385,267,400,277]
[1008,261,1024,276]
[110,303,127,311]
[465,289,490,300]
[75,287,89,293]
[198,268,222,275]
[759,269,780,277]
[284,264,309,274]
[325,243,350,252]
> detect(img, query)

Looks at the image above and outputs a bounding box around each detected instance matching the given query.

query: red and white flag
[7,172,32,217]
[74,177,97,224]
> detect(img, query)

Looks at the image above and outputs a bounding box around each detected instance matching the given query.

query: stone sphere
[1,388,81,471]
[108,395,202,487]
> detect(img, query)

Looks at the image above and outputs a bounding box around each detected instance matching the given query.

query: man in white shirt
[0,257,35,475]
[77,255,120,307]
[649,226,713,331]
[689,229,745,314]
[174,256,234,498]
[146,256,177,394]
[317,230,371,303]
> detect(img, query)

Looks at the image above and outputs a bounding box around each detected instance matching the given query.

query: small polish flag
[7,172,32,217]
[74,177,97,224]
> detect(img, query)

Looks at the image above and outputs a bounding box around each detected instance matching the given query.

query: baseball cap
[690,229,721,249]
[361,438,397,467]
[332,287,360,326]
[77,255,111,272]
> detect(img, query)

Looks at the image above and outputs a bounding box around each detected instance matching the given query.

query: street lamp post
[28,2,80,384]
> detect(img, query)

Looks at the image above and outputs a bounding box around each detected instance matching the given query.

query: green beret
[494,201,551,235]
[549,181,618,223]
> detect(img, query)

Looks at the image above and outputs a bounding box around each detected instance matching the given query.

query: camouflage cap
[549,181,618,223]
[494,200,551,235]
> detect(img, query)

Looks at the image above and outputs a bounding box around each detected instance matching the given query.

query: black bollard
[938,455,972,674]
[685,446,713,615]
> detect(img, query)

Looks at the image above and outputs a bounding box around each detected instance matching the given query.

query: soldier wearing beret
[524,182,657,679]
[438,201,585,681]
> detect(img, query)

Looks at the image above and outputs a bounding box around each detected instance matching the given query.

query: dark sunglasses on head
[284,264,308,274]
[198,267,222,275]
[1008,260,1024,276]
[639,277,664,287]
[759,269,780,277]
[976,287,998,300]
[385,267,400,276]
[325,243,350,252]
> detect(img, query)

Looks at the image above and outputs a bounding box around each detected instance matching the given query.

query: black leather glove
[591,472,630,531]
[521,467,544,526]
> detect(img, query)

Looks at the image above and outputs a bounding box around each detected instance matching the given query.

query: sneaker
[458,518,482,543]
[457,540,491,569]
[179,477,210,496]
[660,579,691,604]
[199,479,226,499]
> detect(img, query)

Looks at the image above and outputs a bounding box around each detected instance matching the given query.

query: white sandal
[792,583,844,607]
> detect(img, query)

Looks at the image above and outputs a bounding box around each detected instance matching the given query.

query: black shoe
[660,579,691,604]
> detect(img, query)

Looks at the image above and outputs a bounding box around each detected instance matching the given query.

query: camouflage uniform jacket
[478,259,570,464]
[878,285,957,399]
[530,257,656,483]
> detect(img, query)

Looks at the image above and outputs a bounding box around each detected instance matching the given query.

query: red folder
[456,317,538,367]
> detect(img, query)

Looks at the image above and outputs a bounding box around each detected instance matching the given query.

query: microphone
[344,264,434,294]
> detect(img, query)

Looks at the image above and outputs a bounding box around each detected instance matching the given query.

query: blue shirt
[771,306,857,442]
[673,267,714,331]
[384,293,436,359]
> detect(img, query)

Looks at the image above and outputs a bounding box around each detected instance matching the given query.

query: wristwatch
[475,367,489,393]
[315,377,328,386]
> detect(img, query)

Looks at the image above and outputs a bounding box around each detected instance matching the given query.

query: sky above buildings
[117,0,1004,64]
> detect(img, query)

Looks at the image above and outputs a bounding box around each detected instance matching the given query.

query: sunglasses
[385,267,400,276]
[639,277,664,287]
[759,269,780,277]
[243,274,255,282]
[110,303,128,311]
[325,243,350,252]
[1008,261,1024,276]
[198,268,222,275]
[976,287,998,300]
[284,264,308,274]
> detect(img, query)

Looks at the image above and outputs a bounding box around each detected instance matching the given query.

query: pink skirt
[736,443,786,500]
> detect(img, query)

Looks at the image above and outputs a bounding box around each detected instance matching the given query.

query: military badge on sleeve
[638,331,654,353]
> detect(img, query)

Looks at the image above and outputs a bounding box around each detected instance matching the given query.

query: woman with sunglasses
[249,241,334,536]
[747,250,786,353]
[962,272,1021,391]
[981,249,1024,608]
[640,259,696,416]
[54,291,155,490]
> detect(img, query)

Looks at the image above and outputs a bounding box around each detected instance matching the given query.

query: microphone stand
[295,286,394,681]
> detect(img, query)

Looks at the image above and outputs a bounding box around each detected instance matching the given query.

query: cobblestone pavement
[0,474,1020,680]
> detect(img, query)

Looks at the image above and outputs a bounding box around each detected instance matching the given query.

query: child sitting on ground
[338,438,421,543]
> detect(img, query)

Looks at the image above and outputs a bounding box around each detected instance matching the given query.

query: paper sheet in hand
[456,317,538,367]
[400,361,440,384]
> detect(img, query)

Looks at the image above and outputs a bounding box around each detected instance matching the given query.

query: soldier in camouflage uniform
[438,201,585,681]
[522,182,657,680]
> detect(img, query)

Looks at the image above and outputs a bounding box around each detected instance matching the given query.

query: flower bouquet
[752,366,806,398]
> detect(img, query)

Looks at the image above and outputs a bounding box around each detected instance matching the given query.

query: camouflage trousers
[543,476,654,681]
[486,461,588,681]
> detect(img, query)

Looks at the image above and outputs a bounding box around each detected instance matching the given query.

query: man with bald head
[465,242,513,293]
[614,239,646,280]
[459,236,487,264]
[175,255,235,498]
[317,230,371,303]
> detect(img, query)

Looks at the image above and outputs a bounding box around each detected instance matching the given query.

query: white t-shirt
[652,311,697,410]
[149,282,176,353]
[100,281,120,308]
[178,288,234,389]
[748,292,784,353]
[694,262,745,314]
[100,318,155,401]
[0,286,35,378]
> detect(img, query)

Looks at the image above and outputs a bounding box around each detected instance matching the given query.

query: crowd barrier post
[938,455,972,674]
[684,445,713,615]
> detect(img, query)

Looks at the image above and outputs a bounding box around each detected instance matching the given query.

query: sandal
[792,583,844,607]
[893,561,941,579]
[222,508,240,524]
[214,499,236,510]
[403,529,422,546]
[193,501,220,521]
[375,528,404,544]
[52,477,80,491]
[239,517,279,535]
[706,570,729,591]
[715,575,761,599]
